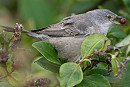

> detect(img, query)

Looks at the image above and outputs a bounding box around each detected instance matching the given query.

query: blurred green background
[0,0,130,86]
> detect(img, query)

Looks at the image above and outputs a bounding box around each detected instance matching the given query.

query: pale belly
[49,36,86,61]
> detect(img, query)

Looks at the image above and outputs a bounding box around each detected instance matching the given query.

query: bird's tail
[0,23,50,41]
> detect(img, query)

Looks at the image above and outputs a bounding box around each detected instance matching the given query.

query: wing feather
[32,13,93,37]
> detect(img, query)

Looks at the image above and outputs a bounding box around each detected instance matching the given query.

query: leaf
[81,33,110,58]
[116,57,124,66]
[77,74,111,87]
[82,59,91,64]
[108,26,127,39]
[111,58,118,74]
[85,69,117,83]
[116,35,130,47]
[60,63,83,87]
[32,41,61,65]
[0,82,12,87]
[122,61,130,87]
[35,57,60,73]
[123,0,130,12]
[126,45,130,56]
[85,69,108,76]
[124,27,130,35]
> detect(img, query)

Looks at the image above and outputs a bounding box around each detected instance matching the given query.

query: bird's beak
[111,16,123,25]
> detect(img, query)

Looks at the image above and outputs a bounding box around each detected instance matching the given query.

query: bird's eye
[107,15,112,19]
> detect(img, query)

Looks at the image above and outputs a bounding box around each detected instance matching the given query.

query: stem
[6,35,14,52]
[0,63,16,81]
[83,65,91,72]
[83,59,111,72]
[0,74,8,79]
[0,70,16,81]
[98,40,107,52]
[84,54,95,59]
[4,63,9,74]
[107,65,110,76]
[103,53,112,56]
[0,69,14,80]
[9,75,17,81]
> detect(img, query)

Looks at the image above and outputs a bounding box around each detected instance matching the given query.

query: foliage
[32,33,129,87]
[0,0,130,87]
[77,74,111,87]
[32,41,61,65]
[122,61,130,87]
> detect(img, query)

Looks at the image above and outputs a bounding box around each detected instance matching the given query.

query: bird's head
[88,9,126,25]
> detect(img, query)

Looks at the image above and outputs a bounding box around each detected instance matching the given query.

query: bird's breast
[49,36,86,61]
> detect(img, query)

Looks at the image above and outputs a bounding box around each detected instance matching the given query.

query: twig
[107,65,110,76]
[9,74,17,81]
[83,65,91,72]
[83,59,111,72]
[0,69,14,80]
[3,63,9,74]
[0,63,16,81]
[6,35,14,52]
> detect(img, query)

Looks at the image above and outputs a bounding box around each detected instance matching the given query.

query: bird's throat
[98,22,113,36]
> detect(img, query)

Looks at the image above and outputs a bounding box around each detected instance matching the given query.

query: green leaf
[122,62,130,87]
[126,45,130,56]
[81,33,110,58]
[124,27,130,35]
[0,82,12,87]
[111,58,118,74]
[116,35,130,47]
[108,26,127,39]
[85,69,108,76]
[60,63,83,87]
[116,57,124,66]
[32,41,61,65]
[35,57,60,73]
[123,0,130,12]
[82,59,91,64]
[85,69,117,83]
[77,74,111,87]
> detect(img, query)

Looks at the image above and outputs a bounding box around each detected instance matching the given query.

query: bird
[2,9,125,62]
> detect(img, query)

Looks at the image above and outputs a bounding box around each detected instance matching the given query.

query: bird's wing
[32,14,93,37]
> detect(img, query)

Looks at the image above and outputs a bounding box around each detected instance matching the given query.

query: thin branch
[9,75,17,81]
[0,67,15,80]
[6,35,14,52]
[83,65,91,72]
[3,63,9,74]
